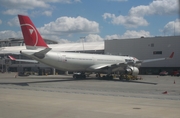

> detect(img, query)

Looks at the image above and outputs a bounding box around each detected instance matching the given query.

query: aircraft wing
[89,52,174,71]
[89,64,112,70]
[8,55,38,63]
[89,63,127,70]
[137,52,174,63]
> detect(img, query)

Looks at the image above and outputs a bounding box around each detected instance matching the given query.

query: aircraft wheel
[96,73,101,78]
[106,75,113,80]
[73,74,77,79]
[79,74,86,79]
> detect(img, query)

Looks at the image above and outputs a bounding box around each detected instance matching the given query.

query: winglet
[169,52,174,58]
[8,55,16,60]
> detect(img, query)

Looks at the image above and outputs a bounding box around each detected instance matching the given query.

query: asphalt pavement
[0,73,180,118]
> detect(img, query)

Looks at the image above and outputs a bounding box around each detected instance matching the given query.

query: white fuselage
[20,49,140,73]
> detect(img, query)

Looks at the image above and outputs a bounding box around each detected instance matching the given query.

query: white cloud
[108,0,128,2]
[1,0,81,16]
[103,0,178,28]
[42,0,81,3]
[30,10,52,17]
[1,0,49,10]
[121,30,151,38]
[42,11,52,16]
[84,34,104,42]
[105,30,151,40]
[161,19,180,36]
[0,30,22,39]
[0,20,2,25]
[103,13,148,28]
[129,0,178,16]
[74,0,81,2]
[38,16,99,35]
[3,9,27,15]
[7,16,19,27]
[1,0,49,15]
[76,34,104,43]
[105,34,121,40]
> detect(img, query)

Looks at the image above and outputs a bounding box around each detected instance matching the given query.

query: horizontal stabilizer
[33,48,52,59]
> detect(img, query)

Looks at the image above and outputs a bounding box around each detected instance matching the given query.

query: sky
[0,0,179,43]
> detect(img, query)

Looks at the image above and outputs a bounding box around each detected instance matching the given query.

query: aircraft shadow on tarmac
[0,79,77,86]
[0,77,157,86]
[97,78,157,85]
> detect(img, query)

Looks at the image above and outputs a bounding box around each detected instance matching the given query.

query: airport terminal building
[0,36,180,75]
[105,36,180,74]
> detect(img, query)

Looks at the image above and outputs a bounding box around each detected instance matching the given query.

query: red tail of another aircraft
[18,15,48,49]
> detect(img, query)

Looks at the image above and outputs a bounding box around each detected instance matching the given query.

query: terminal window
[153,51,162,55]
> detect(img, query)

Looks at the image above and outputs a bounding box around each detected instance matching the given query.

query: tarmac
[0,72,180,118]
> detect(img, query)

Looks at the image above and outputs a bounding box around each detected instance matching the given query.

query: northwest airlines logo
[29,29,34,35]
[21,23,38,46]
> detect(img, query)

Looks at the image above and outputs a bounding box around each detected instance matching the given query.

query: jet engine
[125,66,139,76]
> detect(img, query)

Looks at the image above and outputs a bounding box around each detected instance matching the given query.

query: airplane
[17,14,174,79]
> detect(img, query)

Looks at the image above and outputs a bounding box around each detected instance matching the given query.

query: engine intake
[126,66,139,76]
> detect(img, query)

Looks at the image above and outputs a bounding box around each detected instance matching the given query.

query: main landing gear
[103,74,113,80]
[73,73,86,79]
[119,74,142,81]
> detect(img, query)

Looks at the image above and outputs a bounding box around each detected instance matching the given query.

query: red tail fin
[18,15,48,49]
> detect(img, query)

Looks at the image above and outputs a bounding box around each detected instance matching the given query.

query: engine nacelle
[126,66,139,76]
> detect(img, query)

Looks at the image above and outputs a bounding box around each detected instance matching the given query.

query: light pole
[80,37,85,52]
[0,57,4,73]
